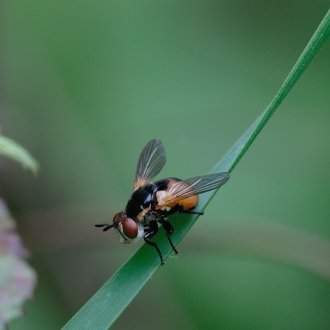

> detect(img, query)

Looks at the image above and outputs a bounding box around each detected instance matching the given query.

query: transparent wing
[134,139,166,191]
[156,172,230,209]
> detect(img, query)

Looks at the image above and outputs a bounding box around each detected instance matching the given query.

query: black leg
[144,220,165,265]
[183,209,204,215]
[158,218,179,254]
[158,203,204,217]
[95,223,115,231]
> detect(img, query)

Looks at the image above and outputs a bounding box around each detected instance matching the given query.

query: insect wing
[134,139,166,191]
[156,172,230,208]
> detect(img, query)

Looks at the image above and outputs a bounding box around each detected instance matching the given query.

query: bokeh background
[2,1,330,329]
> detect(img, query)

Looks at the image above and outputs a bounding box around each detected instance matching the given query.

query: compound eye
[122,218,138,239]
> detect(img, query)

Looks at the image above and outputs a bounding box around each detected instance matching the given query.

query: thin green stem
[62,9,330,330]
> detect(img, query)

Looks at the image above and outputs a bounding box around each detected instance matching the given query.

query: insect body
[96,139,230,265]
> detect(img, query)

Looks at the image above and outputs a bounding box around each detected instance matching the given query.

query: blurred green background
[2,1,330,329]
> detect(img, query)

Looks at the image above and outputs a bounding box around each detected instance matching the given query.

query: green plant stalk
[62,9,330,330]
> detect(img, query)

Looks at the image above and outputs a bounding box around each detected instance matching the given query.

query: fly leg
[158,217,179,254]
[158,203,204,217]
[144,220,165,265]
[95,223,115,231]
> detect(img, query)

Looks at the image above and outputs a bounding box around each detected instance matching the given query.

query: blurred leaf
[0,135,39,175]
[62,9,330,330]
[0,199,37,329]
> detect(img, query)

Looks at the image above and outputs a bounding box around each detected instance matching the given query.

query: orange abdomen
[166,194,199,210]
[156,177,199,211]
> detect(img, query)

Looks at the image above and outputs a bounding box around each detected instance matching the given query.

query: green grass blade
[0,135,39,175]
[62,9,330,330]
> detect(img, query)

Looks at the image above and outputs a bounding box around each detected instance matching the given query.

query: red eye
[122,218,138,239]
